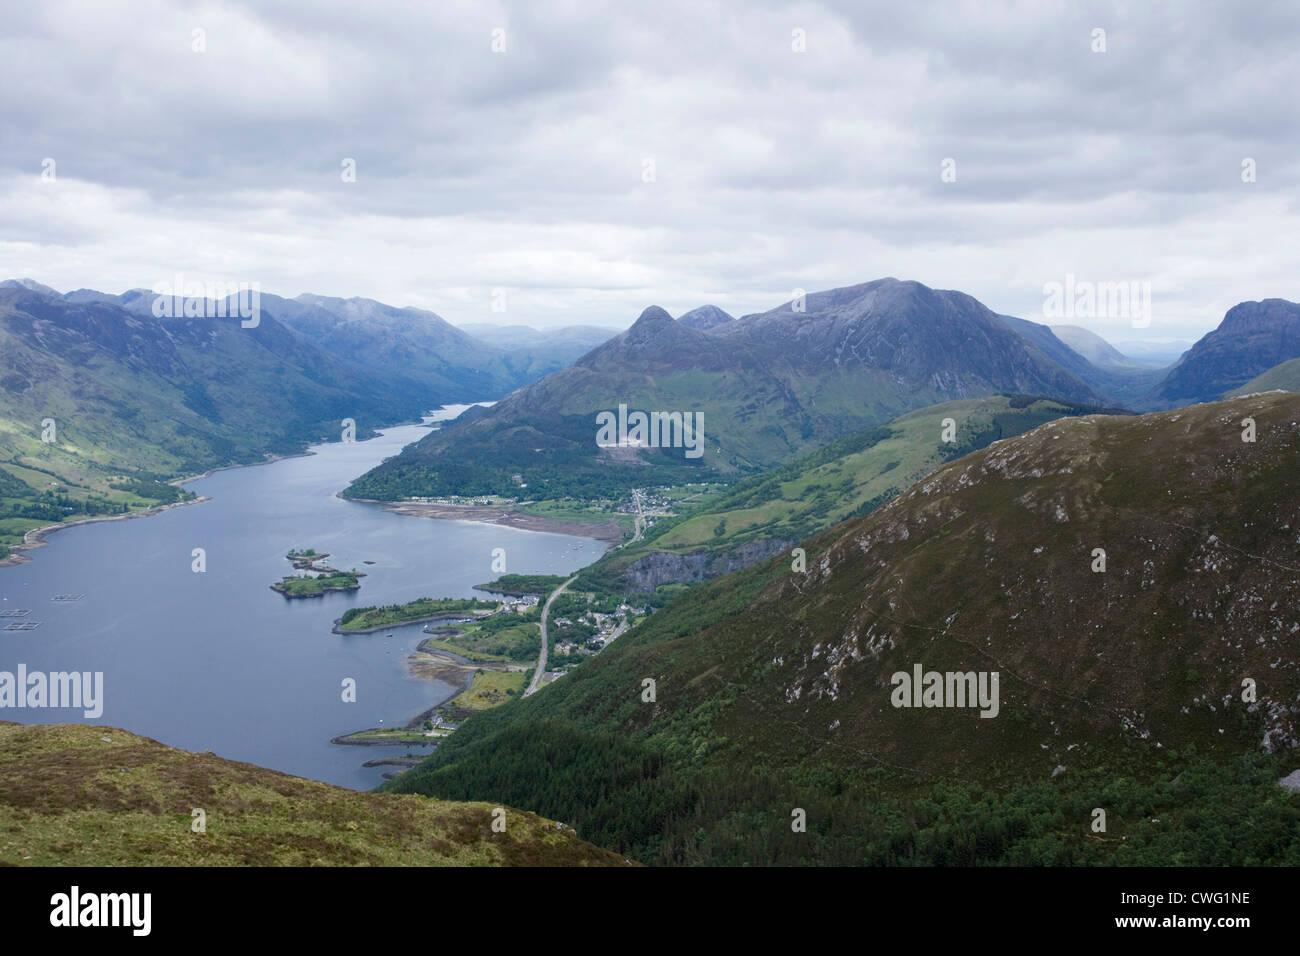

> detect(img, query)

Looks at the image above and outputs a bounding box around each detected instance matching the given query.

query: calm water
[0,406,605,789]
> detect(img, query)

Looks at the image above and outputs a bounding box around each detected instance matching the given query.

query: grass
[452,670,529,710]
[420,639,515,664]
[0,722,629,866]
[338,597,497,630]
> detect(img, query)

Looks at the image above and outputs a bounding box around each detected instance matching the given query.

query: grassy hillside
[0,723,629,866]
[581,394,1129,593]
[1227,357,1300,396]
[386,393,1300,865]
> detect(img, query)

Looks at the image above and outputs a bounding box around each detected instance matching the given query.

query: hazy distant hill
[1111,339,1194,366]
[455,322,618,371]
[389,392,1300,865]
[1050,324,1144,368]
[348,279,1111,501]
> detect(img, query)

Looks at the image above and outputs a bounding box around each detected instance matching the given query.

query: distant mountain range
[349,279,1126,500]
[9,274,1300,556]
[0,280,595,553]
[389,392,1300,865]
[44,283,591,401]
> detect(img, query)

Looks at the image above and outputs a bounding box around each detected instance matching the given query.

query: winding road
[525,574,578,696]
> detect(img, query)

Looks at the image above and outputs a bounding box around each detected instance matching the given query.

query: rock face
[1279,769,1300,793]
[623,538,795,592]
[1153,298,1300,403]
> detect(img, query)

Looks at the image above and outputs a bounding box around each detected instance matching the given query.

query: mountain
[1228,357,1300,397]
[0,722,628,866]
[1152,299,1300,405]
[676,305,735,330]
[347,279,1111,501]
[52,287,580,401]
[580,394,1128,594]
[270,294,542,399]
[386,392,1300,865]
[0,286,431,552]
[0,278,60,296]
[1050,324,1143,368]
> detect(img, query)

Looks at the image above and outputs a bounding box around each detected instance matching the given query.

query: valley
[5,275,1300,869]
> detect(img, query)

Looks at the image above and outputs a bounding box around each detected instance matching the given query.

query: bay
[0,406,606,789]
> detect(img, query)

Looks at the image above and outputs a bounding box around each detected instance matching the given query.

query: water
[0,406,606,789]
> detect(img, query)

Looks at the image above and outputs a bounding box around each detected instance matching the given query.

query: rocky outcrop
[623,537,795,592]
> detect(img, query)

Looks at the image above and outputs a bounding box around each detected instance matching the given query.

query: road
[630,489,646,542]
[525,574,578,696]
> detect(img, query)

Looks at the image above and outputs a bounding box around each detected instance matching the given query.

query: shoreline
[0,494,212,569]
[333,645,481,745]
[1,415,439,571]
[354,498,625,548]
[330,610,491,635]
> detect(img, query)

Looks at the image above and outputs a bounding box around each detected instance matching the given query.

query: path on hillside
[525,574,578,696]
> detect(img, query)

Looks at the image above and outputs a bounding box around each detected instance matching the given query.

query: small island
[473,573,566,597]
[272,547,365,598]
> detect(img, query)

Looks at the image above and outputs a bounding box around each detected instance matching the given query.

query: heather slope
[0,723,628,866]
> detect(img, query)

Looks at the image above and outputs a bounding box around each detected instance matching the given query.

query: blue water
[0,406,605,789]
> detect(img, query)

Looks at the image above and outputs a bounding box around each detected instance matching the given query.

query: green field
[451,670,529,710]
[338,597,498,631]
[425,609,542,663]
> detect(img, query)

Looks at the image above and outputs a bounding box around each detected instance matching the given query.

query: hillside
[386,393,1300,865]
[581,394,1128,594]
[1152,299,1300,405]
[0,286,432,553]
[271,294,565,398]
[0,723,628,866]
[1227,357,1300,397]
[347,279,1111,501]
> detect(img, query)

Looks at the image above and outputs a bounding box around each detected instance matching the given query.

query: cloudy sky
[1,0,1296,340]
